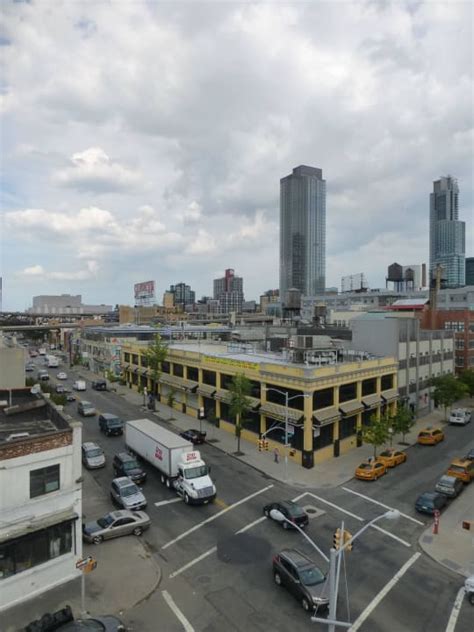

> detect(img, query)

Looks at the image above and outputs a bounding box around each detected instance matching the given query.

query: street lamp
[262,387,311,482]
[269,509,329,563]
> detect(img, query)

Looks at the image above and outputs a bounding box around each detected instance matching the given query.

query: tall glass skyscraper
[280,165,326,300]
[429,176,465,287]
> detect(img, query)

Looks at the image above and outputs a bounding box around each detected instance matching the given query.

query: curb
[418,530,470,579]
[125,539,163,612]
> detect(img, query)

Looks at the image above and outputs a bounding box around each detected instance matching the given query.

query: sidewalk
[2,470,161,632]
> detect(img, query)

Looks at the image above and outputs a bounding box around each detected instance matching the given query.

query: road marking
[370,524,411,547]
[214,497,229,509]
[445,587,465,632]
[306,492,364,521]
[162,589,195,631]
[169,546,217,579]
[342,487,425,526]
[349,552,421,631]
[154,498,183,507]
[236,516,266,533]
[162,484,273,549]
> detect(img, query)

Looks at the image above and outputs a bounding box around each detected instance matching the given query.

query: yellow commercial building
[121,341,398,469]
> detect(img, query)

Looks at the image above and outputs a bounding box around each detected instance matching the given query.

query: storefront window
[187,366,198,381]
[381,374,394,391]
[173,363,184,377]
[313,388,334,410]
[339,416,357,439]
[313,424,333,450]
[339,382,357,403]
[220,373,234,390]
[202,370,216,386]
[362,378,377,396]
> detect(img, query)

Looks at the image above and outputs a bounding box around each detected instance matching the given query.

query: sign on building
[134,280,156,306]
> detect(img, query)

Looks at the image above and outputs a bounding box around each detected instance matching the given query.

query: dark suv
[99,413,124,436]
[273,549,329,612]
[92,379,107,391]
[113,452,147,484]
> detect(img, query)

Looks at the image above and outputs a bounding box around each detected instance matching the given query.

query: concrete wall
[0,344,26,389]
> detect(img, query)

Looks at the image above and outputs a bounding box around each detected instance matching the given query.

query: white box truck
[125,418,216,505]
[47,355,59,368]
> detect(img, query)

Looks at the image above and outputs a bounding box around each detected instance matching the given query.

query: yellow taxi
[378,448,407,468]
[417,427,444,445]
[355,459,387,481]
[446,458,474,484]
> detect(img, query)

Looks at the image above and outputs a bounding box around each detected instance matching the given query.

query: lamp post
[269,509,329,563]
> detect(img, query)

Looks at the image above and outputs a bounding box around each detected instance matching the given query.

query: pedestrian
[274,447,280,463]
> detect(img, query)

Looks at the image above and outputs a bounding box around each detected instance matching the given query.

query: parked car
[179,428,207,444]
[110,476,147,510]
[82,509,150,544]
[449,409,472,425]
[92,379,107,391]
[446,458,474,483]
[113,452,147,484]
[355,459,387,481]
[25,364,35,372]
[99,413,124,436]
[417,427,445,445]
[38,370,49,382]
[29,350,38,357]
[415,491,448,515]
[263,500,309,529]
[78,400,97,417]
[82,442,106,469]
[57,371,68,380]
[465,575,474,605]
[377,448,407,468]
[273,549,329,612]
[55,384,65,394]
[435,475,464,498]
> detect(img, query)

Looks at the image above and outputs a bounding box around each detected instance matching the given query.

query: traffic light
[258,439,264,452]
[343,529,353,551]
[333,528,342,550]
[263,439,269,451]
[333,528,352,551]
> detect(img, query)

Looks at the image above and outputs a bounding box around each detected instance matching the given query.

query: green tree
[392,404,415,445]
[362,412,390,458]
[429,374,468,420]
[459,369,474,398]
[167,387,177,409]
[142,334,168,402]
[229,373,252,454]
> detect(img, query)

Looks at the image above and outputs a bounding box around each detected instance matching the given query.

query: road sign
[76,556,97,573]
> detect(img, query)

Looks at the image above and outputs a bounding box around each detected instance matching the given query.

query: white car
[449,409,471,425]
[57,372,68,380]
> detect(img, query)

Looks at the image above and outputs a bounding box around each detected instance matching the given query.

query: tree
[362,412,391,458]
[229,373,252,455]
[167,387,177,409]
[142,334,168,405]
[459,369,474,398]
[392,404,415,445]
[429,374,468,420]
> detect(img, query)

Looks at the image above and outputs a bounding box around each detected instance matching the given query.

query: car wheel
[133,527,143,537]
[165,478,171,489]
[160,474,166,485]
[302,597,311,612]
[92,535,103,545]
[274,572,282,586]
[184,493,190,504]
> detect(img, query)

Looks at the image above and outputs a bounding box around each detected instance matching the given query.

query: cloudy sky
[1,0,473,311]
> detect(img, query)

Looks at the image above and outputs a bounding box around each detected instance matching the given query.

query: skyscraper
[279,165,326,301]
[429,176,465,287]
[213,268,244,313]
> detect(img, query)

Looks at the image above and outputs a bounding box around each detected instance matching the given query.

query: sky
[1,0,473,311]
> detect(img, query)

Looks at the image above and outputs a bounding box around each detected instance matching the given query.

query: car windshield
[299,566,325,586]
[379,451,392,457]
[123,461,139,471]
[449,465,465,474]
[419,495,434,505]
[286,503,306,517]
[184,465,208,479]
[419,432,429,437]
[358,463,372,469]
[121,484,139,497]
[87,448,103,458]
[108,418,122,426]
[97,514,114,528]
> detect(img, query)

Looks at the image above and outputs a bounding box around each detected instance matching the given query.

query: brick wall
[0,430,72,461]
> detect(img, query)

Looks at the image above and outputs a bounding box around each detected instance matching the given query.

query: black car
[99,413,124,436]
[263,500,309,529]
[415,491,448,515]
[273,549,329,612]
[25,606,126,632]
[92,379,107,391]
[113,452,147,484]
[179,428,207,444]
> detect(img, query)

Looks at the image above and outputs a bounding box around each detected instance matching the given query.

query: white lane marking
[154,498,183,507]
[349,552,421,631]
[306,492,364,521]
[162,589,195,631]
[342,487,425,526]
[162,484,273,549]
[445,587,465,632]
[370,524,411,547]
[169,546,217,579]
[236,516,266,533]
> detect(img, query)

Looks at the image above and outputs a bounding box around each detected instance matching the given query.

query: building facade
[213,269,244,314]
[280,165,326,300]
[420,309,474,373]
[29,294,112,315]
[429,176,465,287]
[169,283,196,308]
[465,258,474,286]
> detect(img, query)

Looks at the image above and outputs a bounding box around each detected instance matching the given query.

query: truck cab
[173,451,216,505]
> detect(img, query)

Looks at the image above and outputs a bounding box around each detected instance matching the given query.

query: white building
[0,392,82,612]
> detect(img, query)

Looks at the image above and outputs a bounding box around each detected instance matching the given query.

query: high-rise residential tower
[429,176,465,287]
[280,165,326,301]
[213,268,244,313]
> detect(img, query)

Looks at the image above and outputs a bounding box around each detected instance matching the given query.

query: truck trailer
[125,418,216,505]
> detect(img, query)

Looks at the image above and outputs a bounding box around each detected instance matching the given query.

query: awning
[362,394,381,409]
[214,389,232,404]
[339,400,364,416]
[313,406,340,426]
[0,509,79,544]
[122,364,130,371]
[247,397,261,411]
[133,367,140,374]
[160,374,198,392]
[381,388,398,402]
[197,384,217,398]
[260,402,304,424]
[140,368,149,376]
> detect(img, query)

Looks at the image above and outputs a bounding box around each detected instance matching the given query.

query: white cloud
[18,261,99,281]
[21,265,45,277]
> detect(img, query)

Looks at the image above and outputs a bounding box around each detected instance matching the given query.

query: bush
[51,394,67,406]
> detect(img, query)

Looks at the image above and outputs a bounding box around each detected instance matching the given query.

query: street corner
[418,518,474,579]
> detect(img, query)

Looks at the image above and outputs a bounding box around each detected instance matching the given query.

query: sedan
[78,400,97,416]
[57,371,68,380]
[25,364,35,372]
[377,449,407,468]
[355,459,386,481]
[179,428,207,444]
[435,475,464,498]
[82,510,150,544]
[110,477,147,511]
[55,384,66,394]
[415,492,448,515]
[263,500,309,529]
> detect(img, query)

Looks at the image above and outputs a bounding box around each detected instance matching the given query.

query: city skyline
[1,1,473,310]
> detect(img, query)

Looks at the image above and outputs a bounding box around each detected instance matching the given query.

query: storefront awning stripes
[260,402,304,424]
[159,374,198,392]
[214,389,232,403]
[313,406,340,426]
[362,394,381,409]
[247,397,261,411]
[381,388,398,402]
[339,400,364,416]
[197,384,216,398]
[0,509,79,544]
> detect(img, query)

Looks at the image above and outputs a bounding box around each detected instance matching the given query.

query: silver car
[82,442,106,469]
[78,400,96,416]
[110,477,147,511]
[435,474,463,498]
[82,510,150,544]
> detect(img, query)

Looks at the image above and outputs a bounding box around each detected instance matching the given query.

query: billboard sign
[134,280,155,306]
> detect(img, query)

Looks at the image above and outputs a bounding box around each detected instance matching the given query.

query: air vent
[6,432,30,442]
